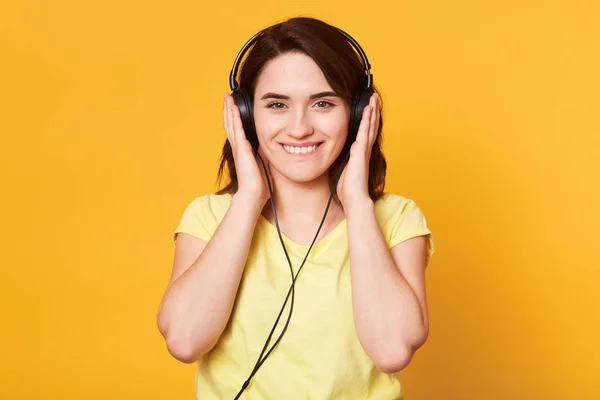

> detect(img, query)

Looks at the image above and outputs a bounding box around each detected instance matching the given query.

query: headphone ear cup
[349,88,374,142]
[231,89,259,150]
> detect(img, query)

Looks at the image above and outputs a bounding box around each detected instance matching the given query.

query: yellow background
[1,1,598,399]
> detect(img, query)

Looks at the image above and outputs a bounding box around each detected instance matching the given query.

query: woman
[157,17,435,399]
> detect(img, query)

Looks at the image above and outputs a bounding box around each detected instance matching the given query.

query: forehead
[254,52,333,95]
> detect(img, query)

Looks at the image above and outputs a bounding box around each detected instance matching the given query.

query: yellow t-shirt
[173,192,434,399]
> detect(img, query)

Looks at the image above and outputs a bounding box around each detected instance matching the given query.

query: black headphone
[228,26,374,400]
[228,27,374,150]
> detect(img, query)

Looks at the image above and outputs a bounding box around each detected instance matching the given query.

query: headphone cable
[233,152,348,399]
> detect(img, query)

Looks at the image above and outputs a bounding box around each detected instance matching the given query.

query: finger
[373,94,381,145]
[222,94,227,132]
[349,140,362,158]
[225,95,233,145]
[256,146,265,168]
[223,95,232,146]
[231,102,246,146]
[356,105,371,146]
[257,147,273,188]
[226,99,235,150]
[368,94,378,144]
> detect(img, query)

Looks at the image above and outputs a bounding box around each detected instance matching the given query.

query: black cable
[253,191,335,371]
[233,151,349,399]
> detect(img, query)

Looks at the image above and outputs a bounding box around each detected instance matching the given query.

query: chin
[285,170,326,184]
[274,165,329,184]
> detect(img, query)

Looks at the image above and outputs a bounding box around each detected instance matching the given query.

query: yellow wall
[1,1,598,399]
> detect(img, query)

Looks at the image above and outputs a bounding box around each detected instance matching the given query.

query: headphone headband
[228,27,373,92]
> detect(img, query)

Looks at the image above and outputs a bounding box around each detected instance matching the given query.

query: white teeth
[283,144,318,154]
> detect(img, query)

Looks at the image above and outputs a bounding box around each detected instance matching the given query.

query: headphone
[228,26,374,399]
[228,27,374,150]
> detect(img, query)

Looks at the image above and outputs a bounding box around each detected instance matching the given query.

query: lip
[280,142,323,156]
[279,141,323,147]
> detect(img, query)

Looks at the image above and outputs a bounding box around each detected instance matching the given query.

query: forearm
[158,194,262,361]
[346,198,428,371]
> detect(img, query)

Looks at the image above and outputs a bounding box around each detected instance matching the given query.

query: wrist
[232,191,266,216]
[342,195,374,218]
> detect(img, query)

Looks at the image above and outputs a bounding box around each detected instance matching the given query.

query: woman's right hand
[223,93,272,208]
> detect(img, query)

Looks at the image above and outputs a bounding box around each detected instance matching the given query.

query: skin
[157,51,430,373]
[251,51,350,242]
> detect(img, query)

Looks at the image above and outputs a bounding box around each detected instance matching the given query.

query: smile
[281,143,322,155]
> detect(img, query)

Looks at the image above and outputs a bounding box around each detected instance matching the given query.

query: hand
[223,94,272,208]
[337,92,380,208]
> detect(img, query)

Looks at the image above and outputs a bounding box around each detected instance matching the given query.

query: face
[252,52,350,184]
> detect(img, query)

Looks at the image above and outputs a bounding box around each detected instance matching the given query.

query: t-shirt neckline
[258,214,347,250]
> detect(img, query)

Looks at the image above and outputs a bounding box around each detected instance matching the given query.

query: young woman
[157,17,435,399]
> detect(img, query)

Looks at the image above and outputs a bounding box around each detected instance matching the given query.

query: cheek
[326,104,351,137]
[325,118,348,137]
[316,114,349,145]
[254,115,282,147]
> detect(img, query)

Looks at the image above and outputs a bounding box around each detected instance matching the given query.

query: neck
[262,172,343,226]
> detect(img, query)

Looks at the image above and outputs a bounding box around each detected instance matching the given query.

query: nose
[285,108,313,139]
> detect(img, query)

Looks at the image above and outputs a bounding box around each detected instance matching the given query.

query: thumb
[256,147,272,180]
[256,146,267,170]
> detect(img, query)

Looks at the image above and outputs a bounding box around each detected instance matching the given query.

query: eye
[266,102,286,109]
[314,100,335,108]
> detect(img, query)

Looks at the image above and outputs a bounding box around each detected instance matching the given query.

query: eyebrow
[259,91,339,101]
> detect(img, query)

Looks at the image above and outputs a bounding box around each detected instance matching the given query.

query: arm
[336,92,430,373]
[346,197,430,373]
[156,193,263,363]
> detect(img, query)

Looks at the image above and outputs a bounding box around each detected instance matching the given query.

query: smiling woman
[157,16,435,400]
[251,52,351,184]
[216,18,387,200]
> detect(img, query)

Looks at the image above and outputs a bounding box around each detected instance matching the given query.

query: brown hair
[216,17,387,202]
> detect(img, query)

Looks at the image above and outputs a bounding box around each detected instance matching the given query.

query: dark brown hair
[216,17,387,202]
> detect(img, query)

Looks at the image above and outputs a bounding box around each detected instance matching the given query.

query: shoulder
[182,192,234,225]
[173,192,233,244]
[188,192,233,214]
[374,192,420,220]
[374,192,434,257]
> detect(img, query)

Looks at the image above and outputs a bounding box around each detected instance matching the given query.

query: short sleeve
[379,195,435,264]
[173,196,212,246]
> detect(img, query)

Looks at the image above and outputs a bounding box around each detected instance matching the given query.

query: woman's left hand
[337,92,380,208]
